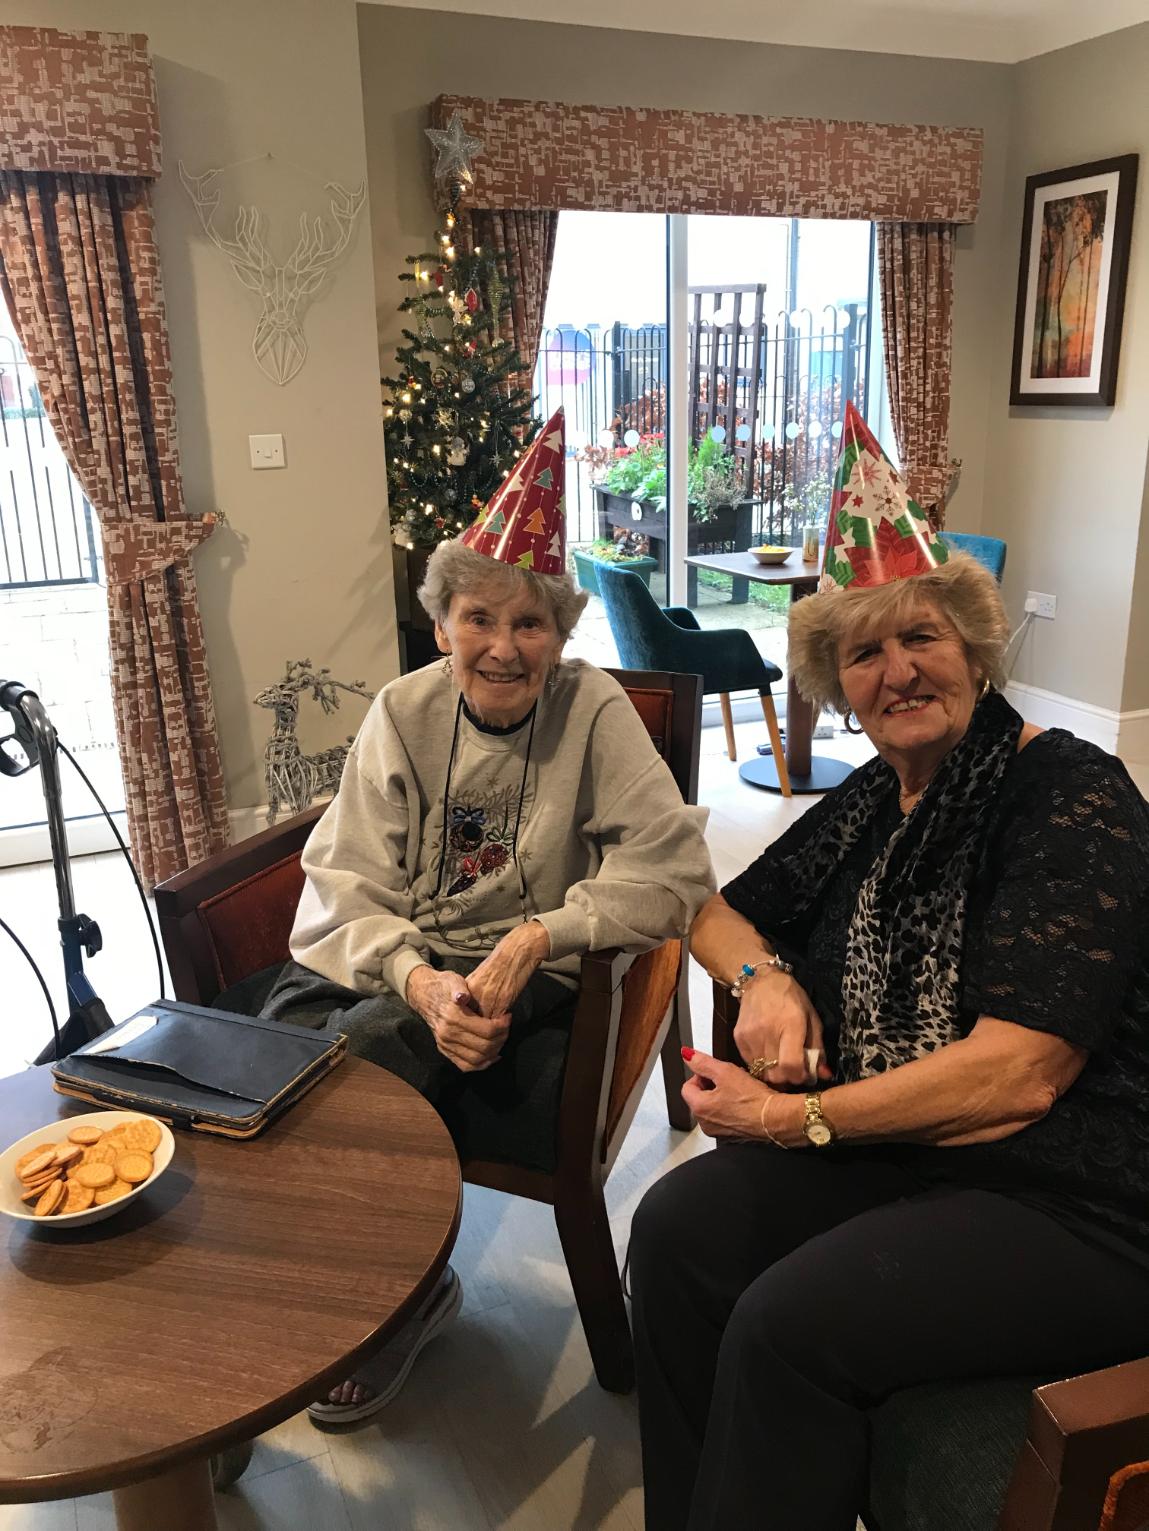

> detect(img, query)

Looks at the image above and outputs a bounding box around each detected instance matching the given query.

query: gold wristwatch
[802,1093,835,1147]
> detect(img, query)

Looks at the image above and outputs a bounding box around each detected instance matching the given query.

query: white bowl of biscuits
[1,1111,174,1229]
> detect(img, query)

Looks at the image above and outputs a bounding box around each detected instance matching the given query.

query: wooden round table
[0,1058,461,1530]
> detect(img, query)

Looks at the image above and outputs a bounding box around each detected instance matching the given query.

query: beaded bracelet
[730,954,794,1000]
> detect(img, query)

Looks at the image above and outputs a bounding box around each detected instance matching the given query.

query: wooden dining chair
[154,666,703,1394]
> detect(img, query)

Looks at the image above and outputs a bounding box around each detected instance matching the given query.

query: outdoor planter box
[572,548,658,597]
[591,485,754,603]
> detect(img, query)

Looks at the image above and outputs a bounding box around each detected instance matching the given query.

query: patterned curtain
[0,170,229,888]
[877,223,956,530]
[465,208,558,402]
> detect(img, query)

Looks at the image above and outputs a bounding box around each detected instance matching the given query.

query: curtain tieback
[102,513,219,585]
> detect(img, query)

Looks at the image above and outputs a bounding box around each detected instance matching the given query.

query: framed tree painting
[1010,154,1138,406]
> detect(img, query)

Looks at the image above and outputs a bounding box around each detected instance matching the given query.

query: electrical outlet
[249,433,285,470]
[1027,591,1057,620]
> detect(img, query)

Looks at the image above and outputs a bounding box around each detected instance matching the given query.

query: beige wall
[987,23,1149,716]
[357,4,1012,544]
[2,0,396,812]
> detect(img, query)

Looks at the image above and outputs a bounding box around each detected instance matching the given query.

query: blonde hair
[418,538,588,641]
[788,552,1010,715]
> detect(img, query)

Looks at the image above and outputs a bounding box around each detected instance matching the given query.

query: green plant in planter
[599,434,745,523]
[601,437,665,496]
[688,432,744,522]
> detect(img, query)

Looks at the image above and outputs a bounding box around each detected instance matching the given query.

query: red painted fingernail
[681,1046,695,1060]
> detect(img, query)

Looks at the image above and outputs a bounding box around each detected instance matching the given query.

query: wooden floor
[6,713,1144,1529]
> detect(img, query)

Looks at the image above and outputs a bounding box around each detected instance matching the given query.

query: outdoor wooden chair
[154,667,703,1394]
[712,982,1149,1531]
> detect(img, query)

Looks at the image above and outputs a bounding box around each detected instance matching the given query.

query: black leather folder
[51,1000,346,1138]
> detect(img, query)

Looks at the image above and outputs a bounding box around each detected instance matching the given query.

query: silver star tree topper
[425,112,483,184]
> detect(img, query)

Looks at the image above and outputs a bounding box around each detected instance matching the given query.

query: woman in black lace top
[630,552,1149,1531]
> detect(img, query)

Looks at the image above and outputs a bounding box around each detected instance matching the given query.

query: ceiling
[364,0,1149,63]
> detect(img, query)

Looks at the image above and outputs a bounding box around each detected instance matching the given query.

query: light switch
[249,433,286,470]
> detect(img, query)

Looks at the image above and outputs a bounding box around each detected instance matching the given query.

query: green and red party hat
[461,409,566,575]
[821,402,947,591]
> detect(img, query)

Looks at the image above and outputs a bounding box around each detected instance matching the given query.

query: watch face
[805,1122,833,1147]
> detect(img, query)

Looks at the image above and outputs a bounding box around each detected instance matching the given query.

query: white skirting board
[1005,681,1149,763]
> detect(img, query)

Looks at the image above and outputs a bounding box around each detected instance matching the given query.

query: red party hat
[820,402,948,591]
[461,409,566,575]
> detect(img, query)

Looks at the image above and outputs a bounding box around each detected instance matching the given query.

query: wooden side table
[0,1058,460,1530]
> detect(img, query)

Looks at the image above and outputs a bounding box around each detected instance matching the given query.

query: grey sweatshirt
[289,659,716,998]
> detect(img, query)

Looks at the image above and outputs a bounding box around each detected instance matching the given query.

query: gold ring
[749,1057,779,1080]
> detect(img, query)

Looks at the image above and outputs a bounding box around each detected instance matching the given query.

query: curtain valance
[431,94,981,223]
[0,28,161,178]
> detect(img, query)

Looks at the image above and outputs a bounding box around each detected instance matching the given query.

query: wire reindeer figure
[179,162,365,385]
[254,660,374,824]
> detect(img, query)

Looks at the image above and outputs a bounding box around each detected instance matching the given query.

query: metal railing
[0,337,100,588]
[534,299,870,547]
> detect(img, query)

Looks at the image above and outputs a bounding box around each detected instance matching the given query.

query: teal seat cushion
[865,1377,1044,1531]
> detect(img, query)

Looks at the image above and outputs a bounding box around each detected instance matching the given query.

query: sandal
[308,1266,462,1427]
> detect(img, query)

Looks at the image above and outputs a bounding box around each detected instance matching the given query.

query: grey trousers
[261,955,576,1172]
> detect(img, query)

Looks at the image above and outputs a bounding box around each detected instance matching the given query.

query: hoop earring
[843,711,864,736]
[441,655,453,678]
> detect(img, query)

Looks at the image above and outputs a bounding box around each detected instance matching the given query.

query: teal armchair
[941,531,1007,582]
[596,564,790,793]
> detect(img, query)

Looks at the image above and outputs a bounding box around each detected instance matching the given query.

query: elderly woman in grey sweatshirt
[262,533,715,1427]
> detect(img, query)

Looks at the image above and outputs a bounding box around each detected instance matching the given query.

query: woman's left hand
[682,1048,775,1140]
[465,919,551,1019]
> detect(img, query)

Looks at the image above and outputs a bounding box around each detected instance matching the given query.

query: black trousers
[629,1142,1149,1531]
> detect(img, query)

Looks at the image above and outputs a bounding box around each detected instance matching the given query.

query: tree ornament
[460,374,476,394]
[465,287,479,314]
[431,368,448,388]
[424,113,483,184]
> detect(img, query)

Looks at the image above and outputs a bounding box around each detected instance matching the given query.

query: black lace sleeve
[965,736,1149,1050]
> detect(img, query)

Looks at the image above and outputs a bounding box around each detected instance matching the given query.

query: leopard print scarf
[802,689,1022,1081]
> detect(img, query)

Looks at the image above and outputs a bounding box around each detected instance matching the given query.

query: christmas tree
[383,199,539,549]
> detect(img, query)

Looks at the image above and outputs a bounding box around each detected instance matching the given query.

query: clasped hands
[684,967,833,1141]
[405,920,551,1072]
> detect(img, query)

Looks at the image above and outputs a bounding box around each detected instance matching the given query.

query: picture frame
[1010,154,1139,407]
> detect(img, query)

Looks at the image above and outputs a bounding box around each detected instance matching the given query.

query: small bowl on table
[748,546,794,566]
[0,1110,174,1230]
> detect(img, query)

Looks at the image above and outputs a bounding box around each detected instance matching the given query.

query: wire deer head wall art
[179,159,366,385]
[254,660,375,824]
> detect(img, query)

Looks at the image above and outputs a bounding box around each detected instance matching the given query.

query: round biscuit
[20,1175,61,1203]
[115,1151,153,1185]
[119,1119,162,1153]
[93,1178,132,1205]
[34,1179,66,1216]
[67,1125,104,1145]
[74,1162,116,1189]
[62,1181,96,1213]
[52,1143,84,1169]
[16,1143,57,1175]
[18,1149,57,1182]
[19,1168,61,1191]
